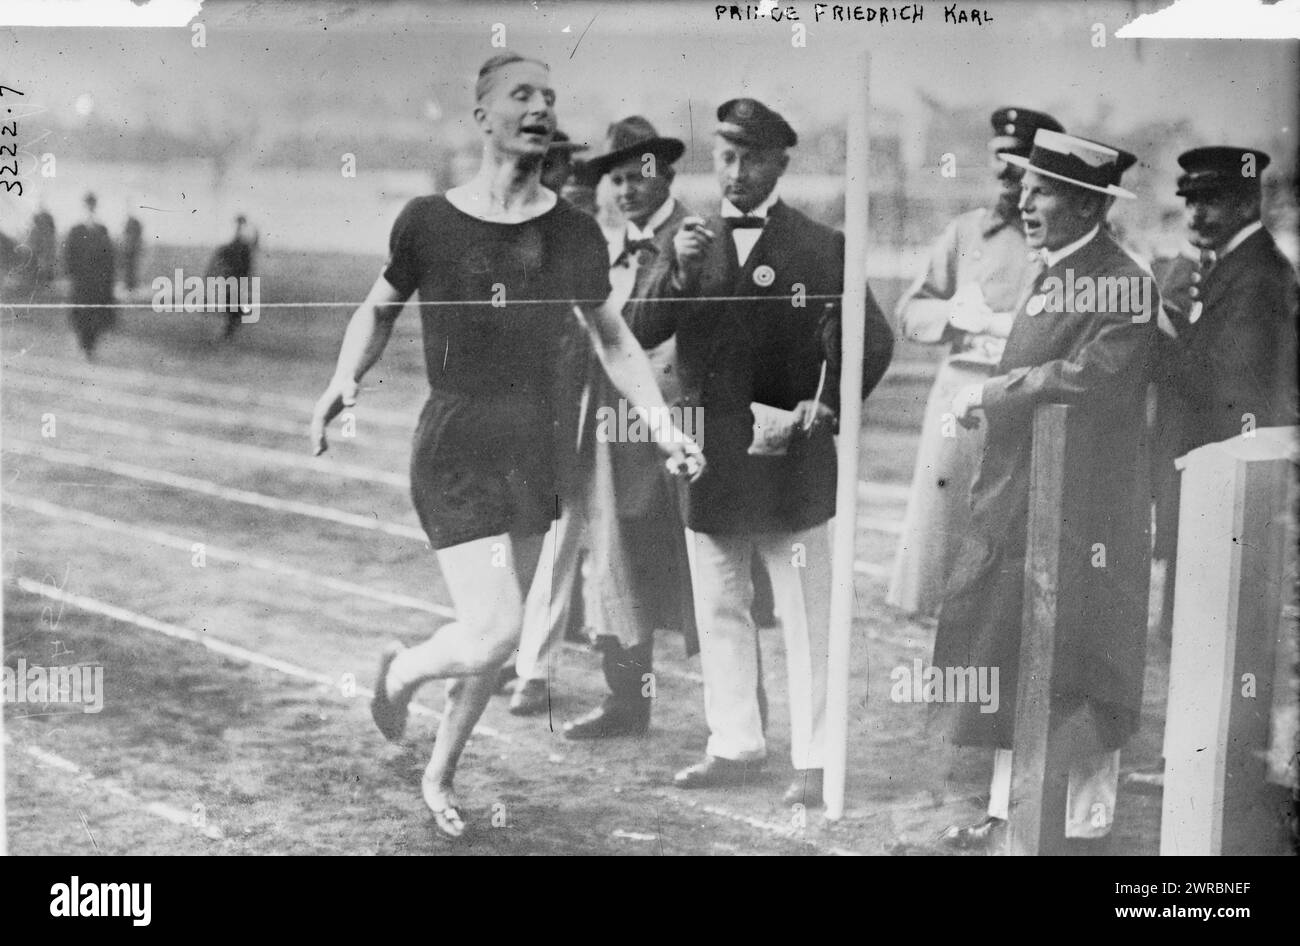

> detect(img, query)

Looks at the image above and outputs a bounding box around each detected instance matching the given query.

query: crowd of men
[1,196,258,356]
[483,99,1296,851]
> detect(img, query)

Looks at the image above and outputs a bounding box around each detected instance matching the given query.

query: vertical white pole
[824,46,870,822]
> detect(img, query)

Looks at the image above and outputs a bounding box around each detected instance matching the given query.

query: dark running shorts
[410,465,558,550]
[408,393,559,550]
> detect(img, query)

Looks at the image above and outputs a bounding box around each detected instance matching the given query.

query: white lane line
[3,440,428,542]
[4,493,705,686]
[24,408,904,533]
[3,371,311,437]
[10,576,504,740]
[652,791,861,856]
[9,580,855,853]
[14,408,409,488]
[5,440,895,583]
[5,359,912,504]
[3,732,226,842]
[5,351,416,428]
[3,494,455,619]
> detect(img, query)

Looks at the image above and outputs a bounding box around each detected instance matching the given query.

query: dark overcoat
[1152,228,1299,559]
[933,228,1157,750]
[627,200,894,536]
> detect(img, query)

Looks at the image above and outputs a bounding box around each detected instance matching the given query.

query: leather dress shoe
[673,755,764,789]
[938,816,1005,850]
[508,678,550,716]
[782,769,824,807]
[563,698,649,739]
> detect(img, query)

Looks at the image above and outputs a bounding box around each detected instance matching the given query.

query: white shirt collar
[721,189,779,220]
[1220,220,1264,259]
[625,197,676,243]
[1042,224,1100,269]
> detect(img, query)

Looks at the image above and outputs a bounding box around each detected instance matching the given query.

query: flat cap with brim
[1176,146,1271,196]
[1003,129,1137,199]
[578,116,684,182]
[716,98,797,150]
[988,106,1064,157]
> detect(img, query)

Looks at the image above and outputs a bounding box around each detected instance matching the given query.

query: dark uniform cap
[989,107,1064,157]
[578,116,685,183]
[715,98,798,150]
[1176,146,1271,197]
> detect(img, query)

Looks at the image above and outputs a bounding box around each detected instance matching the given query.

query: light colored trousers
[684,522,832,770]
[514,502,589,683]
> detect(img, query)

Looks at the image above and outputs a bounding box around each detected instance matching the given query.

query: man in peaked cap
[628,98,894,806]
[889,106,1064,619]
[63,191,117,359]
[1150,146,1298,634]
[938,129,1156,852]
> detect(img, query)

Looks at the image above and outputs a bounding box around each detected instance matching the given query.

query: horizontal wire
[0,293,847,310]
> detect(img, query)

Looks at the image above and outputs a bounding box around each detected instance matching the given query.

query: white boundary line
[20,408,409,488]
[3,493,455,618]
[10,577,866,852]
[5,351,416,428]
[3,440,429,542]
[2,371,311,437]
[3,732,227,843]
[9,576,497,736]
[5,358,913,504]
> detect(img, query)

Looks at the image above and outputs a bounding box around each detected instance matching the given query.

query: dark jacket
[1156,227,1298,449]
[933,227,1157,750]
[628,199,893,535]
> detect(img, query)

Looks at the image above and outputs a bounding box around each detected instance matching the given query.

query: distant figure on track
[208,214,258,340]
[63,192,116,360]
[309,53,703,838]
[30,202,57,288]
[120,212,143,293]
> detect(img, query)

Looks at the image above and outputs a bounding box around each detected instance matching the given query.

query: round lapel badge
[1025,294,1046,316]
[752,264,775,288]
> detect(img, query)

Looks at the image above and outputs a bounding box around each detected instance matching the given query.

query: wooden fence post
[1160,427,1296,855]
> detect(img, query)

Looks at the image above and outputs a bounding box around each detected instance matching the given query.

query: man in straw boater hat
[937,129,1156,851]
[889,106,1065,620]
[1150,146,1299,636]
[628,98,894,806]
[508,116,702,732]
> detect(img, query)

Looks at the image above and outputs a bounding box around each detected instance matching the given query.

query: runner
[309,53,703,838]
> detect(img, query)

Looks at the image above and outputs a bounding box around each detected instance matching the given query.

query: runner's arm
[310,275,409,456]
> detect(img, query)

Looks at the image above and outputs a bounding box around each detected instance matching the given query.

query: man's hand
[671,217,715,288]
[310,375,359,456]
[791,399,837,435]
[663,436,706,483]
[948,283,994,335]
[950,382,984,429]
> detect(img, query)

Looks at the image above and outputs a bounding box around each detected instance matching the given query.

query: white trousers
[988,747,1122,839]
[684,522,832,770]
[514,502,589,682]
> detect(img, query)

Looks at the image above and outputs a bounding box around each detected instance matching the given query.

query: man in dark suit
[939,130,1154,850]
[1152,146,1299,632]
[208,214,258,340]
[63,192,116,360]
[630,99,894,805]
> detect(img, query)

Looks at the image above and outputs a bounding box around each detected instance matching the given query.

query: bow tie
[614,238,659,268]
[726,216,766,230]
